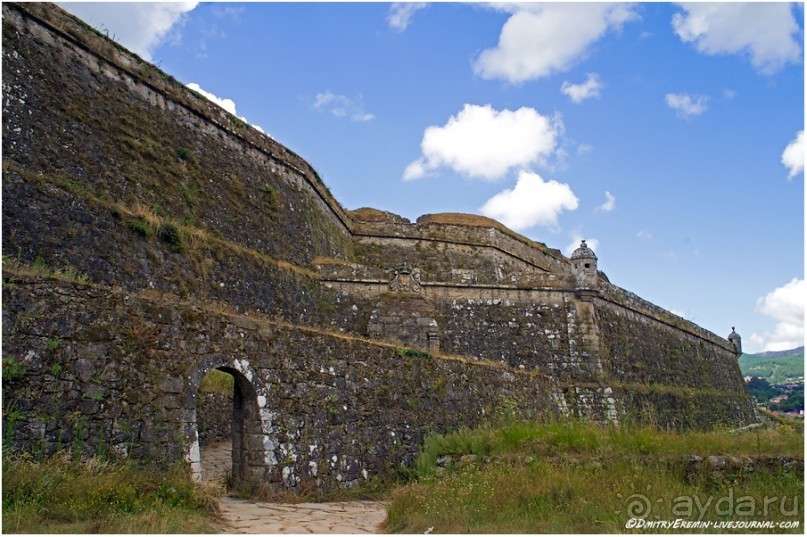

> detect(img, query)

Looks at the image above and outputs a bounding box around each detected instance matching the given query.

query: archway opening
[191,363,268,488]
[197,368,235,486]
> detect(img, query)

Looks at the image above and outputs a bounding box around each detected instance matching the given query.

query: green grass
[2,355,26,382]
[2,453,220,533]
[3,255,89,285]
[199,369,235,395]
[396,347,432,361]
[386,420,803,533]
[758,407,805,430]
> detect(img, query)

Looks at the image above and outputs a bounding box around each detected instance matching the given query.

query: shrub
[260,186,279,218]
[176,147,192,161]
[157,223,182,252]
[127,217,152,238]
[397,347,432,361]
[2,355,26,382]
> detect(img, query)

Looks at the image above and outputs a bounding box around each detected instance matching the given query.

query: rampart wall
[2,276,578,489]
[353,219,568,274]
[3,276,753,490]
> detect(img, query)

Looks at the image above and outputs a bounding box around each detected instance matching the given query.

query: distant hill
[760,347,804,359]
[739,347,804,385]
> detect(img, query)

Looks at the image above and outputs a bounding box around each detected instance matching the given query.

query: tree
[745,377,779,404]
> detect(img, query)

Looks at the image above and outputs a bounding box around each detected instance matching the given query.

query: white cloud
[313,92,375,122]
[387,2,428,31]
[473,3,640,83]
[404,104,561,181]
[636,230,652,240]
[479,171,578,231]
[187,83,237,115]
[563,234,599,257]
[60,2,199,61]
[577,144,593,155]
[596,191,616,212]
[665,93,709,119]
[749,278,805,352]
[186,83,267,136]
[781,130,804,179]
[672,3,802,75]
[561,73,604,103]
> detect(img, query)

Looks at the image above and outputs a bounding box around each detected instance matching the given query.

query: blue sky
[60,2,805,353]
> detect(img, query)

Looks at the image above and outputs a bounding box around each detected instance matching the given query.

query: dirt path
[216,498,388,534]
[201,441,388,534]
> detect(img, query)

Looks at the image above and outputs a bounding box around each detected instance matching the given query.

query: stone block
[77,399,100,415]
[161,376,184,393]
[72,358,95,383]
[156,394,181,410]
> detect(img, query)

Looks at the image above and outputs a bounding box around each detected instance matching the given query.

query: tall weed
[2,452,219,533]
[387,420,803,533]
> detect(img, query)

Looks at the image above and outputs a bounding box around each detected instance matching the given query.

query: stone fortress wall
[2,3,755,491]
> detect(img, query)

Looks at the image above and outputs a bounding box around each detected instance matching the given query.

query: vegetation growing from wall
[2,9,355,279]
[596,305,745,394]
[385,420,804,533]
[2,253,88,286]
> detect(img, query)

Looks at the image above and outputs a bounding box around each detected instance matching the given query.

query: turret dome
[727,327,742,355]
[571,240,597,260]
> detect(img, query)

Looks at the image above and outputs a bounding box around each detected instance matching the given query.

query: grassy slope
[739,348,804,384]
[3,420,802,534]
[385,421,804,533]
[2,453,221,534]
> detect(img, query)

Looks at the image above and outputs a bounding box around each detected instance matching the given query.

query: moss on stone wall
[2,4,353,272]
[596,303,747,394]
[2,276,569,490]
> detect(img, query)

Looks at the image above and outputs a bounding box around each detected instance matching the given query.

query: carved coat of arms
[388,262,421,293]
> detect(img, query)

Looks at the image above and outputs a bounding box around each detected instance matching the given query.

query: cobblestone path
[202,441,388,534]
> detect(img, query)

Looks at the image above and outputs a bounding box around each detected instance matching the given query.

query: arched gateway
[184,358,277,484]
